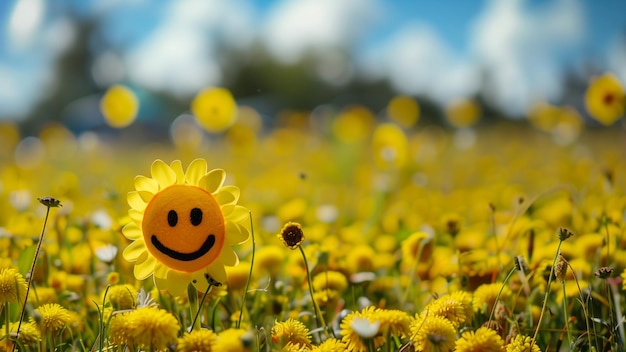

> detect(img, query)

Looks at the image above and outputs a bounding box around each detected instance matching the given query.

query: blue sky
[1,0,626,121]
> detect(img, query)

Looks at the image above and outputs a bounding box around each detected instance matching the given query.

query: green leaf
[17,245,36,276]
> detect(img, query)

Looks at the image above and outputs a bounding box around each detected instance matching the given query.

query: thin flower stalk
[237,212,255,329]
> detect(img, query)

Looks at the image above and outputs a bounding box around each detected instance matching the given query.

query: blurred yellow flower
[333,105,375,143]
[122,159,250,296]
[214,328,253,351]
[387,95,420,128]
[371,123,408,169]
[0,320,41,351]
[585,72,625,125]
[226,260,251,292]
[100,85,139,128]
[191,87,238,133]
[312,270,348,293]
[107,284,137,310]
[445,98,481,128]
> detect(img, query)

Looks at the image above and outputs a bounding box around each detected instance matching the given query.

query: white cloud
[125,0,256,98]
[8,0,45,50]
[365,24,479,105]
[263,0,379,64]
[470,0,585,116]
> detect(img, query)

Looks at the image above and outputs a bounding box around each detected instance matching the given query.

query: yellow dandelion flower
[214,328,253,352]
[107,271,120,285]
[371,123,408,169]
[253,245,286,277]
[584,72,625,125]
[332,105,375,143]
[310,338,347,352]
[473,283,511,314]
[0,266,27,305]
[272,318,312,349]
[191,87,238,133]
[505,334,542,352]
[387,95,420,128]
[278,222,305,250]
[128,307,180,350]
[423,294,467,328]
[376,308,411,338]
[177,328,217,352]
[36,303,72,334]
[0,320,41,350]
[122,159,250,296]
[345,245,375,274]
[401,231,433,264]
[445,98,481,128]
[226,261,251,291]
[340,306,385,352]
[29,286,58,306]
[107,284,137,310]
[100,84,139,128]
[313,289,340,308]
[449,290,474,324]
[409,313,456,352]
[108,311,133,347]
[455,327,503,352]
[312,270,348,293]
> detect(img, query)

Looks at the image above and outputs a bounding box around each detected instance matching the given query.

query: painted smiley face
[142,184,225,272]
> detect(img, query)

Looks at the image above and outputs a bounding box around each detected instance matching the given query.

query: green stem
[299,246,330,339]
[237,212,255,329]
[488,267,515,325]
[531,240,563,349]
[14,205,51,352]
[190,282,213,332]
[187,284,200,332]
[561,282,572,349]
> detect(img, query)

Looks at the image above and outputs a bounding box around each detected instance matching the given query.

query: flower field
[0,76,625,351]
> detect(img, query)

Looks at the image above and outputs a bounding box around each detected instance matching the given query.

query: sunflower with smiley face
[122,159,250,296]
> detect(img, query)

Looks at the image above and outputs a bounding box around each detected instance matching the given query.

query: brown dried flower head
[278,222,305,250]
[37,196,62,208]
[594,267,614,280]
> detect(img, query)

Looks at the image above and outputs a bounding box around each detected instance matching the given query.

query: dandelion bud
[513,256,528,272]
[557,228,573,242]
[554,254,568,282]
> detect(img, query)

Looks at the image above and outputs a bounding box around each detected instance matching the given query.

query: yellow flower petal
[123,239,146,261]
[224,205,249,223]
[137,191,154,203]
[220,247,239,267]
[122,223,143,241]
[129,209,143,223]
[151,159,176,189]
[226,221,250,245]
[153,262,169,279]
[215,185,239,207]
[135,254,157,280]
[134,175,158,195]
[185,159,207,186]
[200,169,225,194]
[206,263,227,283]
[127,191,146,211]
[156,272,194,297]
[170,160,185,184]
